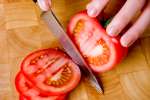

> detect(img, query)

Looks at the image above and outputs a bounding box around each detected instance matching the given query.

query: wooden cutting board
[0,0,150,100]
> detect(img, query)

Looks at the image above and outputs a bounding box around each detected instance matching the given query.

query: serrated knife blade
[41,10,103,94]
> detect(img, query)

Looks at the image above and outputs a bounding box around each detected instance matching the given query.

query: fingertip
[106,24,120,37]
[87,7,98,17]
[48,0,51,6]
[86,0,109,17]
[37,0,50,11]
[120,35,136,47]
[120,37,128,47]
[86,3,98,17]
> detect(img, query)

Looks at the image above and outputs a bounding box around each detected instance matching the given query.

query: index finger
[86,0,110,17]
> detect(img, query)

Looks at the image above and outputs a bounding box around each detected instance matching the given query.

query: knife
[33,0,103,94]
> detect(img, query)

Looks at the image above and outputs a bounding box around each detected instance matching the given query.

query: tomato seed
[34,68,45,76]
[60,78,67,83]
[39,55,44,59]
[73,20,84,34]
[58,80,64,85]
[46,80,52,85]
[55,82,59,86]
[30,60,36,64]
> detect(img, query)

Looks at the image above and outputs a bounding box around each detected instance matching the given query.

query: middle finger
[106,0,146,36]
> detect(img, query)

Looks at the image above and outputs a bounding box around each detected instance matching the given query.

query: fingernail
[37,0,49,11]
[48,0,51,5]
[121,39,135,47]
[46,0,51,7]
[87,8,97,17]
[106,26,119,37]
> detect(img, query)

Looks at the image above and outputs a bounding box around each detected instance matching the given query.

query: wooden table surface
[0,0,150,100]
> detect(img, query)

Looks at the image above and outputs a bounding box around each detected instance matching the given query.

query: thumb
[37,0,51,11]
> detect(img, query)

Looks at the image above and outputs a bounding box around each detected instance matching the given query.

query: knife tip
[97,88,104,94]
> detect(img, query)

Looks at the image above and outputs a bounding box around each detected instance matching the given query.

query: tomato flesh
[16,72,65,100]
[21,49,81,95]
[72,20,110,66]
[67,11,128,72]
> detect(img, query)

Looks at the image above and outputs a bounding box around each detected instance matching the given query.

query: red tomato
[16,72,66,100]
[20,95,28,100]
[21,49,81,95]
[67,11,128,72]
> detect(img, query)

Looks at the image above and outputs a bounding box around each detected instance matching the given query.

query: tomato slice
[19,94,66,100]
[67,11,128,72]
[21,49,81,95]
[16,72,66,100]
[19,95,66,100]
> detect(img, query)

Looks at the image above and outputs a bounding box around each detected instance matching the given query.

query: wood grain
[52,0,89,28]
[140,37,150,67]
[4,1,38,29]
[0,64,12,100]
[0,0,31,3]
[120,70,150,100]
[10,57,23,100]
[116,41,149,74]
[6,28,42,58]
[0,0,150,100]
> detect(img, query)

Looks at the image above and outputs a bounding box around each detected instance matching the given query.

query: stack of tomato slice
[15,49,81,100]
[67,11,128,72]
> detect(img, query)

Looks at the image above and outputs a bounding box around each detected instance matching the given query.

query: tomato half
[16,72,65,100]
[21,49,81,95]
[67,11,127,72]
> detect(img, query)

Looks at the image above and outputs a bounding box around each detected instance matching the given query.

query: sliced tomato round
[16,72,66,100]
[67,11,128,72]
[21,48,81,95]
[19,94,66,100]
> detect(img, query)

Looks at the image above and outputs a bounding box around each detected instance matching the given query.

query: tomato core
[86,39,110,66]
[44,65,72,87]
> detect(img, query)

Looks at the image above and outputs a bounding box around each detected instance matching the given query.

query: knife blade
[41,10,103,94]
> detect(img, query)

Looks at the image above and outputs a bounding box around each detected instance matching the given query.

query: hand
[37,0,51,11]
[87,0,150,47]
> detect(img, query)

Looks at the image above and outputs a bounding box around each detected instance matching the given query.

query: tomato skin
[15,72,66,100]
[20,48,81,95]
[19,94,66,100]
[67,11,128,73]
[19,95,66,100]
[20,95,28,100]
